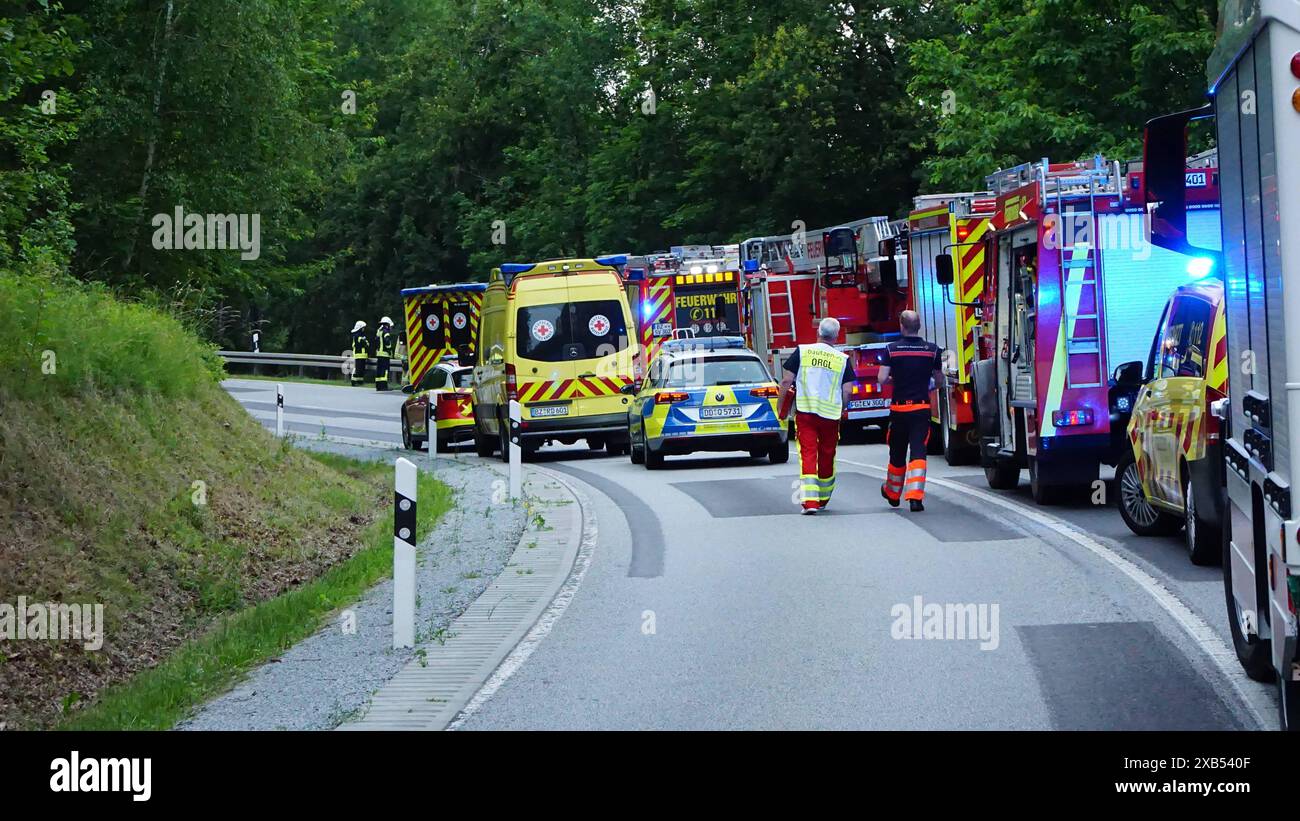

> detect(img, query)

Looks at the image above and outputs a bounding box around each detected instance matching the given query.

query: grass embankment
[0,269,451,729]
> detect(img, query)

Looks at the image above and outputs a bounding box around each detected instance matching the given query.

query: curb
[338,463,589,731]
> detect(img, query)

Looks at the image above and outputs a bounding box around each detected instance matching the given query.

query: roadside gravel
[179,442,525,730]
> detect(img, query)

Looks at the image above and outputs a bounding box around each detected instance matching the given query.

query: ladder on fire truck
[988,155,1123,390]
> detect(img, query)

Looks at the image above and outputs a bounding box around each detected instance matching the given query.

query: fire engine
[906,192,998,464]
[739,216,908,437]
[967,155,1221,504]
[623,245,746,364]
[1143,0,1300,730]
[399,282,486,389]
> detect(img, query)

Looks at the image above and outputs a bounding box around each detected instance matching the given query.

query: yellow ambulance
[471,256,638,459]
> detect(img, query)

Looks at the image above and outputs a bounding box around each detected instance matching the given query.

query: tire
[1115,452,1180,534]
[1281,668,1300,732]
[1183,472,1220,566]
[473,416,497,458]
[587,437,606,451]
[630,421,646,464]
[926,417,944,456]
[984,463,1020,490]
[1028,455,1065,506]
[1222,514,1275,682]
[768,439,790,464]
[497,412,511,464]
[645,442,665,470]
[401,416,416,450]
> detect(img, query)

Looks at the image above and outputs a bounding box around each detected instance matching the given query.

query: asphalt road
[224,379,1280,730]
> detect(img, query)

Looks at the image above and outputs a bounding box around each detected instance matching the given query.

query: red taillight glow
[1051,408,1094,427]
[505,364,518,401]
[750,386,779,398]
[1205,386,1225,442]
[1291,51,1300,79]
[655,391,689,404]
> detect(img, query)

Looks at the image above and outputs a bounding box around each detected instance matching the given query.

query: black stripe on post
[394,492,416,546]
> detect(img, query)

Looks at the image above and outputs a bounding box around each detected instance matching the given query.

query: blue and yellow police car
[621,336,789,469]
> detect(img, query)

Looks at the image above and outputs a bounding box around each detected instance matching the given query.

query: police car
[621,337,789,469]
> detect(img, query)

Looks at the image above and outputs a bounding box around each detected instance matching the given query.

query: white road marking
[446,466,599,730]
[839,457,1274,730]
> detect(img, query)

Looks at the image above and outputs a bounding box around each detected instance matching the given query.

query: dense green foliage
[2,1,1219,354]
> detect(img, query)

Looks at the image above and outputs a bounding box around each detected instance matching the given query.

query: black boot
[909,499,924,512]
[881,484,899,508]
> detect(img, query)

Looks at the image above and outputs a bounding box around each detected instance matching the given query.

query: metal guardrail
[217,350,404,381]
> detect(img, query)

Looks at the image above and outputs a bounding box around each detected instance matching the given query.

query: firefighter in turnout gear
[877,311,944,512]
[779,317,854,515]
[374,316,395,391]
[350,320,369,386]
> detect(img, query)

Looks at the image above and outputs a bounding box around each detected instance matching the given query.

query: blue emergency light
[661,336,748,353]
[500,263,536,275]
[594,254,629,268]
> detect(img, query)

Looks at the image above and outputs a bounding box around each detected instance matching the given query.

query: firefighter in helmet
[778,317,854,515]
[374,316,395,392]
[877,310,944,511]
[350,320,369,386]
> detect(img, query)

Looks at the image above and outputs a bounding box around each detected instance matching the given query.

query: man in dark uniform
[374,316,395,391]
[350,320,369,386]
[877,310,944,512]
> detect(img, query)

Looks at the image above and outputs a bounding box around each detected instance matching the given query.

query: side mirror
[935,254,955,286]
[619,382,638,395]
[1112,360,1143,387]
[879,259,898,290]
[401,384,415,395]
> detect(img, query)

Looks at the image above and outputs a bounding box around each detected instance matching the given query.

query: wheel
[984,463,1020,490]
[1183,472,1220,566]
[926,418,944,456]
[497,412,511,463]
[1222,515,1275,682]
[768,439,790,464]
[587,437,606,451]
[631,423,647,462]
[1115,452,1180,534]
[645,442,665,470]
[401,416,416,450]
[473,416,497,458]
[1028,455,1066,506]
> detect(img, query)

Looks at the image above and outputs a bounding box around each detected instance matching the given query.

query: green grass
[60,466,452,731]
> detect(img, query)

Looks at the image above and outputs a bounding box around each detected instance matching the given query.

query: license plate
[530,404,569,418]
[849,398,889,410]
[700,406,743,420]
[652,322,673,337]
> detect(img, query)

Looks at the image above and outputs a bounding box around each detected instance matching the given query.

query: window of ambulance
[1155,296,1214,379]
[516,300,629,361]
[661,356,770,388]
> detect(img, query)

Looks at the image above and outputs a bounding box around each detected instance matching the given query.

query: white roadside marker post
[509,399,522,500]
[426,398,437,466]
[393,457,417,649]
[276,383,284,438]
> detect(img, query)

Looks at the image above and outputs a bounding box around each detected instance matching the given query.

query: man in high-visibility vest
[779,317,854,515]
[876,310,944,512]
[374,316,395,391]
[350,320,369,386]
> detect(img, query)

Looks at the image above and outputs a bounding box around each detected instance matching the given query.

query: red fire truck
[623,245,745,365]
[907,192,998,464]
[967,155,1221,503]
[739,216,909,437]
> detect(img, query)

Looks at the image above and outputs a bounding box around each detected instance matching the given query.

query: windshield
[517,300,629,362]
[451,369,473,388]
[661,355,769,388]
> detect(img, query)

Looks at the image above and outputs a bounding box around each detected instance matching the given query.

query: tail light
[854,382,877,396]
[1051,409,1094,427]
[505,363,518,401]
[1205,385,1225,442]
[655,391,689,404]
[750,386,779,398]
[957,387,973,406]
